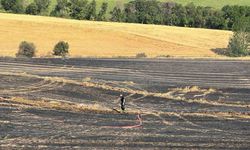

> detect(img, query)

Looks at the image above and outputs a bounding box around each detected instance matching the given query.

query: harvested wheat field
[0,13,232,58]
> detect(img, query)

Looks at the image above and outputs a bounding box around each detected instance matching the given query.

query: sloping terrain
[0,13,232,58]
[0,58,250,149]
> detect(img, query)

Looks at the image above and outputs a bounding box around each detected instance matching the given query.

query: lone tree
[53,41,69,57]
[227,17,250,57]
[16,41,36,58]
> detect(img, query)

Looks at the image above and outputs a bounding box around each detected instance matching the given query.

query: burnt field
[0,58,250,149]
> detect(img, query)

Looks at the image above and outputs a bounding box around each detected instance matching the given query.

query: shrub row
[16,41,69,58]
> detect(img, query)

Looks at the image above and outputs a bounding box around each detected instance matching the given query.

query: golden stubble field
[0,13,232,58]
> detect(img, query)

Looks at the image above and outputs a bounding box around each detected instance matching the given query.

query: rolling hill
[0,13,232,58]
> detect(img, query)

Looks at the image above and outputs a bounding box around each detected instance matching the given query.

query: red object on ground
[104,114,143,129]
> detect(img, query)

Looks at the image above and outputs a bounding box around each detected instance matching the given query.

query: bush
[136,52,147,58]
[227,17,250,57]
[16,41,36,58]
[228,34,249,57]
[53,41,69,57]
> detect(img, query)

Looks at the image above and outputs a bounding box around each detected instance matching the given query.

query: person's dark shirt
[120,96,125,105]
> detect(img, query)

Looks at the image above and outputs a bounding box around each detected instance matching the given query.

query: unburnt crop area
[0,58,250,149]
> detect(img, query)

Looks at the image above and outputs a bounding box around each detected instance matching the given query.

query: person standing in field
[120,94,125,111]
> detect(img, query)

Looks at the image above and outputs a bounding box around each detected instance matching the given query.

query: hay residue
[1,72,249,109]
[0,97,110,113]
[169,86,216,94]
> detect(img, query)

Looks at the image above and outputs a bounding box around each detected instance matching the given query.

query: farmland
[0,13,232,58]
[0,58,250,149]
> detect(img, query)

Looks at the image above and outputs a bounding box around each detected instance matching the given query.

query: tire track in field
[0,76,65,94]
[126,93,249,135]
[1,61,250,88]
[1,61,249,133]
[125,95,204,132]
[1,71,249,109]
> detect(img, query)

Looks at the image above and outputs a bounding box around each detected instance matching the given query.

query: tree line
[1,0,250,30]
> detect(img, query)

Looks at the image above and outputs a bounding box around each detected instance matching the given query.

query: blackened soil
[0,58,249,149]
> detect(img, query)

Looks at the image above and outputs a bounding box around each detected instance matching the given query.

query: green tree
[51,0,70,18]
[16,41,36,58]
[222,5,250,30]
[162,2,176,25]
[194,6,205,28]
[69,0,88,20]
[185,3,196,27]
[227,17,250,57]
[124,2,137,23]
[134,0,146,23]
[145,0,163,24]
[97,2,108,21]
[205,9,227,29]
[53,41,69,57]
[34,0,50,14]
[1,0,16,11]
[173,4,187,26]
[26,3,38,15]
[132,0,163,24]
[86,0,96,20]
[110,6,123,22]
[1,0,24,13]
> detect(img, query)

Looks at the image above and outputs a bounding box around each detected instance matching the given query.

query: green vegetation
[227,17,250,57]
[1,0,249,31]
[110,6,123,22]
[50,0,70,18]
[16,41,36,58]
[34,0,50,15]
[165,0,250,9]
[53,41,69,57]
[10,0,250,14]
[1,0,24,13]
[26,0,250,10]
[26,3,38,15]
[85,0,97,20]
[15,40,70,58]
[96,2,108,21]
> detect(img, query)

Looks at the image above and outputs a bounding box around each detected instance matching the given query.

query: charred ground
[0,58,250,149]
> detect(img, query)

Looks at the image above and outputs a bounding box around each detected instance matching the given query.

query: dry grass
[0,96,142,115]
[1,96,249,120]
[182,112,250,119]
[0,96,110,113]
[170,86,216,94]
[0,13,234,58]
[1,71,249,109]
